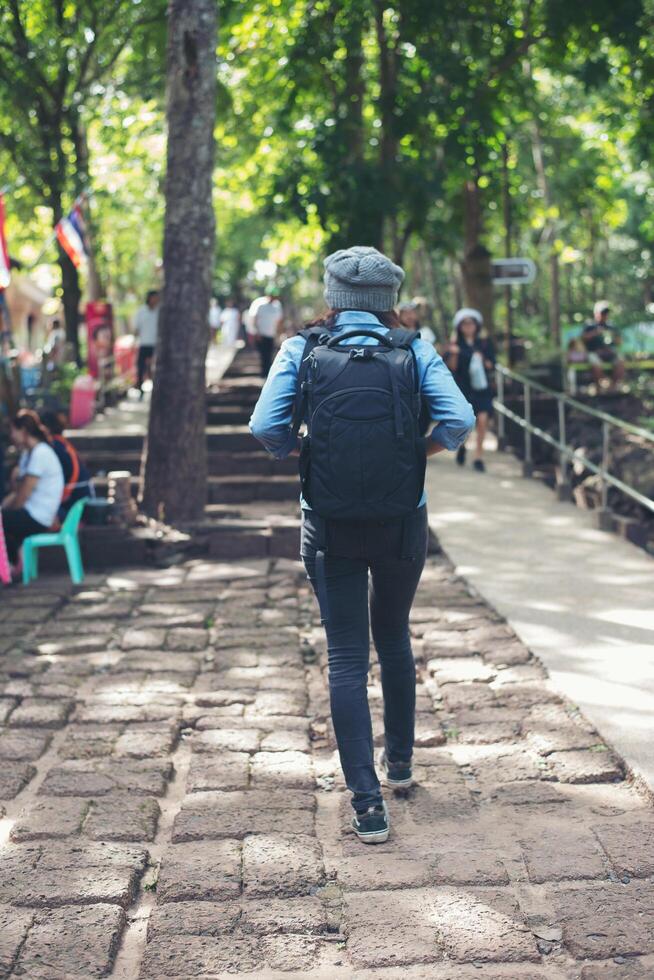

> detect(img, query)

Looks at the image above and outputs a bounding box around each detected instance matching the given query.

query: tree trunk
[502,142,514,364]
[531,121,561,347]
[59,249,82,366]
[73,119,103,302]
[343,12,365,168]
[460,179,494,334]
[374,0,399,256]
[141,0,217,524]
[550,251,561,345]
[448,256,463,313]
[342,7,380,246]
[564,261,574,321]
[424,249,449,340]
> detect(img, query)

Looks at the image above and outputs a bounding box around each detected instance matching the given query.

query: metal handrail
[494,364,654,516]
[497,364,654,444]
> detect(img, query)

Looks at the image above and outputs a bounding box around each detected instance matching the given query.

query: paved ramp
[427,446,654,794]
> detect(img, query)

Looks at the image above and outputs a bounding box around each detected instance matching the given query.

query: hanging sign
[492,258,536,286]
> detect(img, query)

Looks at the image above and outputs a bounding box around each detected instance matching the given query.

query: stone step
[37,348,300,568]
[207,384,262,406]
[70,425,257,454]
[38,510,300,572]
[206,408,253,426]
[92,473,299,505]
[37,524,184,574]
[82,450,296,478]
[189,514,301,561]
[81,452,298,479]
[224,362,261,379]
[208,475,298,503]
[215,452,296,477]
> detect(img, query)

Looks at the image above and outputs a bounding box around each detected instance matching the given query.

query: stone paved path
[1,548,653,978]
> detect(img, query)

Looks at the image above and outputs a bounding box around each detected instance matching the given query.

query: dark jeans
[3,508,48,564]
[257,336,274,378]
[301,506,428,812]
[137,344,155,389]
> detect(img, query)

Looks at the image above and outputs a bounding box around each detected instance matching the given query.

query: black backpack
[290,326,426,521]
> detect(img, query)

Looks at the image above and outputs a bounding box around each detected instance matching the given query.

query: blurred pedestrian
[208,296,221,340]
[398,300,436,345]
[44,318,66,367]
[135,290,160,397]
[219,297,241,347]
[444,308,496,472]
[246,289,283,377]
[581,301,625,390]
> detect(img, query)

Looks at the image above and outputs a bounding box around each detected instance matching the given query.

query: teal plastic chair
[22,497,89,586]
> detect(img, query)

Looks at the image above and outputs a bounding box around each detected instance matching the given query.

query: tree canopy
[1,0,653,351]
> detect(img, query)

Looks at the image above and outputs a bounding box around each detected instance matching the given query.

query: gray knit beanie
[323,246,405,312]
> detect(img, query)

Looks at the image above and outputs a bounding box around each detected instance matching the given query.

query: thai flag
[0,193,10,289]
[55,199,88,268]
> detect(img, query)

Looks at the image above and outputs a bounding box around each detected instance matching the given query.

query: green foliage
[2,0,654,355]
[211,0,654,340]
[46,362,84,408]
[0,0,166,206]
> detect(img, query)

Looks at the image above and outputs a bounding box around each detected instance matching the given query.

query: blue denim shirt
[249,311,475,507]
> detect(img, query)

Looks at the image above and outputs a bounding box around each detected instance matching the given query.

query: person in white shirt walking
[134,290,160,397]
[219,297,241,347]
[246,291,283,377]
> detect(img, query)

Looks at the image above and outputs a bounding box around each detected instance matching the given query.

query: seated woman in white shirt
[2,410,64,570]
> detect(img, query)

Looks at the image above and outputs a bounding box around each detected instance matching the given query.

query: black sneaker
[351,801,389,844]
[456,445,467,466]
[473,459,485,473]
[379,749,413,789]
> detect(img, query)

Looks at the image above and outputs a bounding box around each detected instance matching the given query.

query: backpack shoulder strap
[386,327,421,398]
[290,328,329,439]
[387,327,417,349]
[298,326,329,342]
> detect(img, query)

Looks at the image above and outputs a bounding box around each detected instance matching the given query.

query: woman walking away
[444,308,496,472]
[2,410,64,576]
[250,246,474,843]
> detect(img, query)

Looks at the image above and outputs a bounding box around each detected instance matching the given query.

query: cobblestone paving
[0,551,653,979]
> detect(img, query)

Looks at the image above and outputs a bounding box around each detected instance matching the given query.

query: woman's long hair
[306,308,400,331]
[11,409,49,443]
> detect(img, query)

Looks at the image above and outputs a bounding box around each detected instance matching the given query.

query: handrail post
[556,398,571,501]
[486,361,653,520]
[522,380,533,477]
[597,420,614,531]
[496,367,506,450]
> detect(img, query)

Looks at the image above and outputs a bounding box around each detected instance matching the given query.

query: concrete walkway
[426,446,654,795]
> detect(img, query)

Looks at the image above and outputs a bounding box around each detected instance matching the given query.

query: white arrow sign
[492,258,536,286]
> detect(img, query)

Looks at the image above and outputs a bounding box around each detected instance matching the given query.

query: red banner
[86,300,114,379]
[0,194,10,289]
